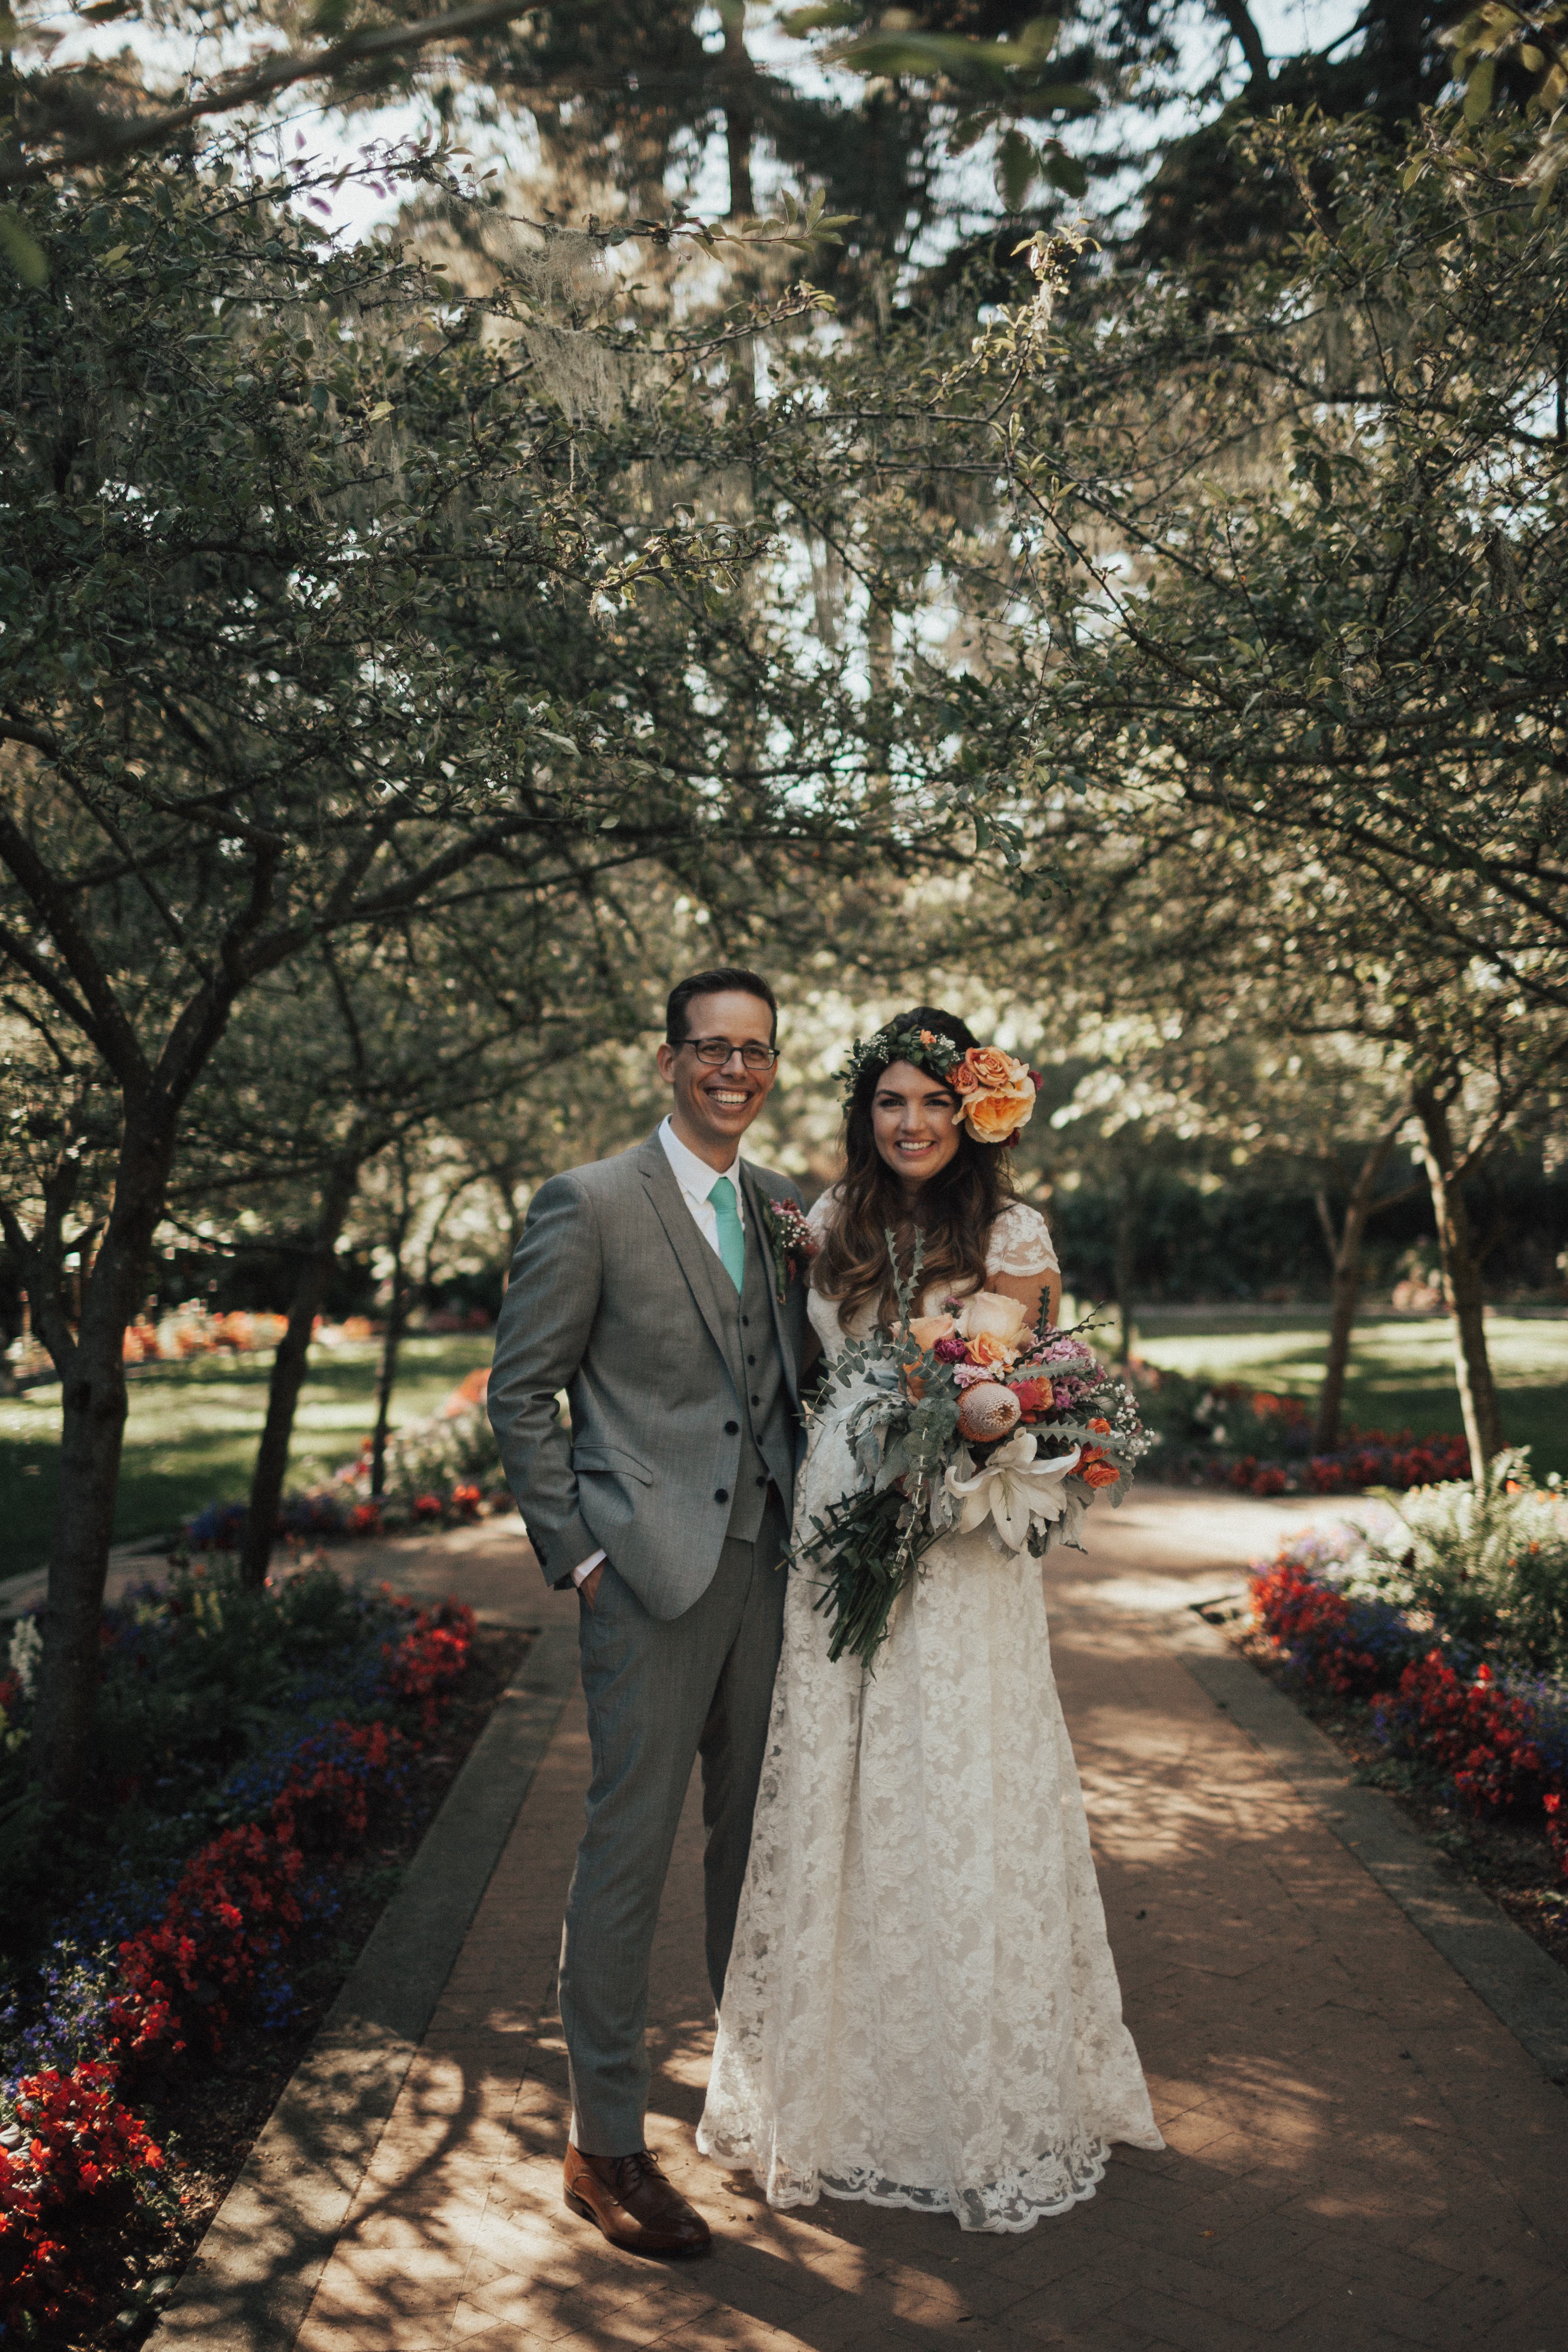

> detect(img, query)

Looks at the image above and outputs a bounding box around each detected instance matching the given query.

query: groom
[487,968,808,2258]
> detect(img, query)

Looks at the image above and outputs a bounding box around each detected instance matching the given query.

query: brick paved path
[294,1493,1568,2352]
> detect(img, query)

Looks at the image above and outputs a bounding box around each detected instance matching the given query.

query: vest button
[715,1488,729,1503]
[741,1314,750,1326]
[755,1475,766,1488]
[724,1420,739,1435]
[751,1395,761,1406]
[747,1354,756,1365]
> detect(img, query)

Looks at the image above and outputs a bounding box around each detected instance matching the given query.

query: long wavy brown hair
[814,1006,1016,1330]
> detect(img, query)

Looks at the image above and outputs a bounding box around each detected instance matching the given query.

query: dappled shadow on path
[277,1553,1568,2352]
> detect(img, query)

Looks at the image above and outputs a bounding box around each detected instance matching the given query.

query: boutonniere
[758,1194,817,1304]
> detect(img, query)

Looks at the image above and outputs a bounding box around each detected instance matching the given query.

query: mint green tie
[707,1174,745,1293]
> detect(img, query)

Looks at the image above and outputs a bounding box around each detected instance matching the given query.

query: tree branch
[0,0,559,190]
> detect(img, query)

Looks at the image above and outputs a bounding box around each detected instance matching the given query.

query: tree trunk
[1113,1194,1138,1366]
[1312,1117,1404,1453]
[1411,1082,1505,1471]
[369,1190,413,1499]
[28,1115,176,1813]
[238,1155,363,1588]
[721,14,756,217]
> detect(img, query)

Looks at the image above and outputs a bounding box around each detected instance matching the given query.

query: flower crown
[841,1024,1040,1148]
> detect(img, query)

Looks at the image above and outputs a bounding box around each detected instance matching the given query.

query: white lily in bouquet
[794,1234,1151,1667]
[941,1431,1085,1552]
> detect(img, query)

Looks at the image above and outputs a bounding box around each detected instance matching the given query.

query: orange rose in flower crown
[951,1047,1036,1148]
[840,1025,1040,1149]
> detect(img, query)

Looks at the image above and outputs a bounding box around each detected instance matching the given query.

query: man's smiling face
[656,989,779,1171]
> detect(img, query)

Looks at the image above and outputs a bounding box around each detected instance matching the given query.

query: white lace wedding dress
[698,1194,1163,2232]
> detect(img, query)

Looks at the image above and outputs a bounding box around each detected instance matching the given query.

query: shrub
[1347,1450,1568,1676]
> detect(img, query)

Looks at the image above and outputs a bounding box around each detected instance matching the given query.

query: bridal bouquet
[796,1238,1149,1667]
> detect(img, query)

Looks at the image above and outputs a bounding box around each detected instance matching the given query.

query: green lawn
[0,1335,494,1578]
[1131,1312,1568,1476]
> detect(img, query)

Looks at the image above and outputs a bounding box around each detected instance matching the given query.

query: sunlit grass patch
[1134,1313,1568,1478]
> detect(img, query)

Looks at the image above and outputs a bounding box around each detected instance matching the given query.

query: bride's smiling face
[872,1061,963,1194]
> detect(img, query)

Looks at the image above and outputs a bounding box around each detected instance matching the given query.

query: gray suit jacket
[487,1130,810,1620]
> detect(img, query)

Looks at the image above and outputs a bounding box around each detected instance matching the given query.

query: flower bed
[1136,1367,1472,1496]
[183,1383,506,1551]
[1248,1466,1568,1893]
[0,1568,477,2340]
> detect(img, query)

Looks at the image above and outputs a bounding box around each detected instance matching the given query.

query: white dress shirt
[569,1118,744,1588]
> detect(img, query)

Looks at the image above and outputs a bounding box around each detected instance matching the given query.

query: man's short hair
[665,968,779,1047]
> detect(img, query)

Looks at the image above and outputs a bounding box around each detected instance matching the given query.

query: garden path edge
[1166,1606,1568,2088]
[143,1609,582,2352]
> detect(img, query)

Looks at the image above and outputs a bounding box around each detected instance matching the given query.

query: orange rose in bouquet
[968,1329,1019,1371]
[908,1313,958,1353]
[1079,1448,1121,1489]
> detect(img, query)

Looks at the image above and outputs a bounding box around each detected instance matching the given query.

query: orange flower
[949,1058,982,1093]
[968,1329,1019,1371]
[961,1086,1034,1145]
[908,1312,957,1353]
[965,1046,1028,1091]
[1088,1417,1111,1433]
[1082,1458,1121,1489]
[1009,1377,1053,1417]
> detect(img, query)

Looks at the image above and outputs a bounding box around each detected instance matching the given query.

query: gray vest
[688,1205,796,1545]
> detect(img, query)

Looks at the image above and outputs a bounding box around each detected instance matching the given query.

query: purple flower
[934,1335,968,1362]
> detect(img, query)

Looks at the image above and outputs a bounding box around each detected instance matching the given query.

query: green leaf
[1462,55,1496,122]
[1015,16,1061,67]
[0,209,48,288]
[1010,80,1095,114]
[780,1,862,32]
[1043,148,1088,198]
[995,128,1038,212]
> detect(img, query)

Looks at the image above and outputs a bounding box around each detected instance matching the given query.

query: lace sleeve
[985,1200,1059,1279]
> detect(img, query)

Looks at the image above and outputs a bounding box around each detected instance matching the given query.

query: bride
[698,1007,1163,2232]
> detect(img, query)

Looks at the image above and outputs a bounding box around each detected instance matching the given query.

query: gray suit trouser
[559,1496,787,2157]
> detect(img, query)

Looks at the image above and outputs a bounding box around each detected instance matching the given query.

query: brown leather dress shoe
[563,2142,712,2257]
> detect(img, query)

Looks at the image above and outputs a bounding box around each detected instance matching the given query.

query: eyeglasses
[681,1036,780,1071]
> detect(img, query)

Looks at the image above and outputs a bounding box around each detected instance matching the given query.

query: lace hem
[699,2127,1139,2233]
